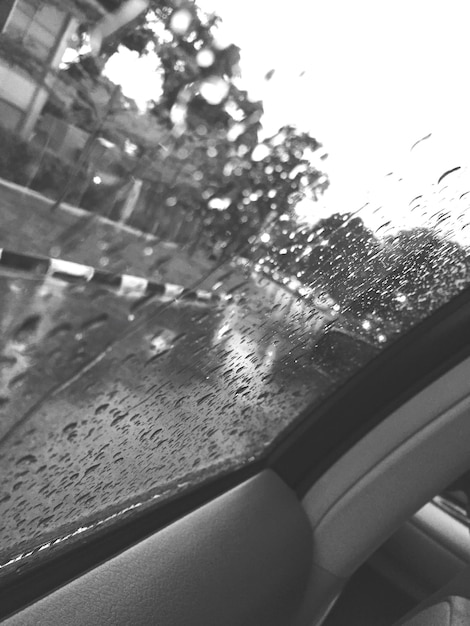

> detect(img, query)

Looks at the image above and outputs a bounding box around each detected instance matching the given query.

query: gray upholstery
[300,356,470,625]
[399,597,470,625]
[2,471,312,626]
[397,567,470,625]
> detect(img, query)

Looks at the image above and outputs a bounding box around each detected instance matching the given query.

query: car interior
[1,1,470,625]
[3,293,470,625]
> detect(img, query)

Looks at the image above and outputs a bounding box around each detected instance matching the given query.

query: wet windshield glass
[1,0,470,577]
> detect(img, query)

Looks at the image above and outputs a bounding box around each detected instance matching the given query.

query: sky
[103,0,470,230]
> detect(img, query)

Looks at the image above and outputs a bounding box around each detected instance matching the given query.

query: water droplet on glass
[170,8,192,35]
[0,492,11,504]
[80,314,108,333]
[208,197,231,211]
[265,68,275,81]
[437,166,461,185]
[199,77,230,105]
[13,315,41,343]
[84,464,100,476]
[8,373,26,390]
[63,422,77,434]
[95,403,109,416]
[196,49,215,68]
[16,454,37,466]
[251,144,270,162]
[0,397,10,409]
[196,393,214,406]
[47,322,72,339]
[0,355,17,371]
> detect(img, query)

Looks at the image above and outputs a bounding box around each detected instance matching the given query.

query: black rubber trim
[0,462,261,621]
[269,284,470,497]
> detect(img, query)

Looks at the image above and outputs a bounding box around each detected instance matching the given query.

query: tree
[258,212,378,297]
[255,205,470,345]
[375,228,470,323]
[68,1,328,235]
[1,0,330,245]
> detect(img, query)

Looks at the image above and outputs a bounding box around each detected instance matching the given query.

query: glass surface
[1,0,470,578]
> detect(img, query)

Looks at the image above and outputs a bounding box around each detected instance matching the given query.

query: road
[0,181,375,578]
[0,179,213,285]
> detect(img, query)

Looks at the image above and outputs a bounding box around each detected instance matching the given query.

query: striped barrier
[0,248,222,305]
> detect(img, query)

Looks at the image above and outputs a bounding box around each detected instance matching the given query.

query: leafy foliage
[258,206,470,344]
[48,0,329,245]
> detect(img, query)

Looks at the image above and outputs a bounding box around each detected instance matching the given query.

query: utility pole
[0,0,17,33]
[50,84,121,213]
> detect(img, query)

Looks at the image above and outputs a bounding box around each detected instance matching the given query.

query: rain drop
[170,8,192,35]
[196,49,215,68]
[13,315,41,342]
[199,77,230,105]
[251,144,270,162]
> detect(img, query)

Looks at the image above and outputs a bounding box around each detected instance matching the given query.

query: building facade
[0,0,77,138]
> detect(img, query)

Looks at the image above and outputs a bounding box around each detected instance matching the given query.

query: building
[0,0,102,138]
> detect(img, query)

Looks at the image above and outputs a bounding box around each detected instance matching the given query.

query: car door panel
[2,470,312,626]
[371,502,470,602]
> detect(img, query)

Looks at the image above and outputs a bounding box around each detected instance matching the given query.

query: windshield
[1,0,470,578]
